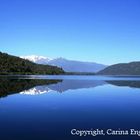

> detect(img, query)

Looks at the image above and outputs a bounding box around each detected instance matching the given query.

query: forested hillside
[0,52,64,75]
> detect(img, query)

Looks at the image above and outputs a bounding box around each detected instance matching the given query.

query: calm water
[0,75,140,140]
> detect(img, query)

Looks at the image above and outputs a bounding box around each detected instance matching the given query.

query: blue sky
[0,0,140,65]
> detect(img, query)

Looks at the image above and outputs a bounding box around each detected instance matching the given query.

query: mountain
[0,52,64,75]
[48,58,107,73]
[98,62,140,75]
[20,55,51,64]
[21,55,107,73]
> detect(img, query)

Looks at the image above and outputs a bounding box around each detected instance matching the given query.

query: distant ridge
[98,62,140,75]
[21,55,107,73]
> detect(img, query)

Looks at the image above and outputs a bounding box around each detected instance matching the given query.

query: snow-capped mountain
[20,55,107,72]
[20,55,52,64]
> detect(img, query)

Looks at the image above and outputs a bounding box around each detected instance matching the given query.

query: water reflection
[1,76,140,140]
[1,76,140,98]
[20,86,53,95]
[47,80,106,93]
[106,80,140,88]
[0,79,61,98]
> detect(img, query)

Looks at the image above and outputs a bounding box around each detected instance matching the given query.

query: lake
[0,75,140,140]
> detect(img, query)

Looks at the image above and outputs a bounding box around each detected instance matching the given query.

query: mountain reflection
[20,85,53,95]
[20,80,106,95]
[0,79,62,98]
[106,80,140,89]
[1,78,140,98]
[47,80,106,93]
[21,80,140,95]
[0,79,106,97]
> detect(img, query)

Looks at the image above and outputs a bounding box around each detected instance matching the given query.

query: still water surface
[0,75,140,140]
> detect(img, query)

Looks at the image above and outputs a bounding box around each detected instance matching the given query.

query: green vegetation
[97,62,140,75]
[0,52,65,75]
